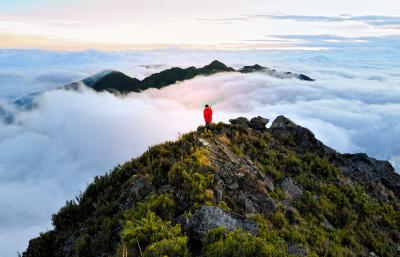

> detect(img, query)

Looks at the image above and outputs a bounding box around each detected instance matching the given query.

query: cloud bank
[0,43,399,255]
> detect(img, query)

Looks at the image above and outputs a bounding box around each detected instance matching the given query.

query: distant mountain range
[62,60,314,94]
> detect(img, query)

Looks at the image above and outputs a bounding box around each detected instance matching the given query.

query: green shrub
[303,153,339,178]
[204,230,287,257]
[230,144,243,157]
[121,212,182,250]
[52,200,80,230]
[168,149,213,205]
[134,193,175,220]
[143,236,190,257]
[204,227,229,245]
[271,209,288,228]
[281,151,303,176]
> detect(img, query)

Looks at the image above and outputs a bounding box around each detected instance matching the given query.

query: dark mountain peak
[202,60,235,72]
[239,64,266,73]
[88,71,140,93]
[297,74,314,81]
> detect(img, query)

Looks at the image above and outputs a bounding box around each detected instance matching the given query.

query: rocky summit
[24,116,400,257]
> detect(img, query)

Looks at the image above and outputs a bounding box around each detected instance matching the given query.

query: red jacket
[203,107,213,123]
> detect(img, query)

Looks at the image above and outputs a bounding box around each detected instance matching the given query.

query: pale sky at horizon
[1,0,400,50]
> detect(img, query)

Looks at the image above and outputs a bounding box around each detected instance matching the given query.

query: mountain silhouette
[62,60,314,94]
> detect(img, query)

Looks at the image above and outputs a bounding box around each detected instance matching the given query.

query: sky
[0,0,400,50]
[0,0,400,256]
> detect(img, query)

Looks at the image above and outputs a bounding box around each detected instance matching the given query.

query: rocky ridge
[23,115,400,257]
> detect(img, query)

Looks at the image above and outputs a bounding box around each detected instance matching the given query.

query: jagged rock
[281,177,303,199]
[249,193,276,215]
[333,153,400,197]
[263,175,275,192]
[229,117,251,128]
[188,206,258,241]
[213,188,223,202]
[323,218,334,230]
[270,115,334,155]
[250,116,269,129]
[241,172,274,194]
[238,191,256,213]
[288,244,308,257]
[270,115,298,129]
[213,179,224,202]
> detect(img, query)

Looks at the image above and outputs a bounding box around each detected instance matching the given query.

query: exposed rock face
[270,115,298,129]
[280,177,303,199]
[271,115,399,197]
[229,117,251,128]
[336,153,400,197]
[203,136,276,216]
[187,206,259,241]
[270,115,325,154]
[229,116,269,130]
[250,116,269,130]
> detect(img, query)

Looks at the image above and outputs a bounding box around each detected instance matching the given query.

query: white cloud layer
[0,41,399,255]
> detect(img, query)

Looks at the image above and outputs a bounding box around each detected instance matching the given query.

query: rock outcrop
[229,115,269,130]
[229,117,251,128]
[184,206,259,241]
[280,177,303,199]
[250,116,269,130]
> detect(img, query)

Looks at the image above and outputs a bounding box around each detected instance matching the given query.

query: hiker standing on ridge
[203,104,213,128]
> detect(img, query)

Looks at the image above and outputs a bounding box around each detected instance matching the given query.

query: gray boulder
[188,206,258,241]
[250,116,269,129]
[281,177,303,199]
[288,244,308,257]
[229,117,251,128]
[270,115,297,129]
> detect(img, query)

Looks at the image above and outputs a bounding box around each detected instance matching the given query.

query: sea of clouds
[0,38,399,255]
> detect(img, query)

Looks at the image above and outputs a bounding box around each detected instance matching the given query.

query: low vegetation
[24,121,400,257]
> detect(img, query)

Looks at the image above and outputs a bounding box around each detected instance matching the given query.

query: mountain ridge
[62,60,314,94]
[23,115,400,257]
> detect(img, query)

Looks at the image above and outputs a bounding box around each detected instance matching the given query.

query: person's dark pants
[205,122,211,130]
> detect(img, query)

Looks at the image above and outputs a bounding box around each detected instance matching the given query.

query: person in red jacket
[203,104,213,128]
